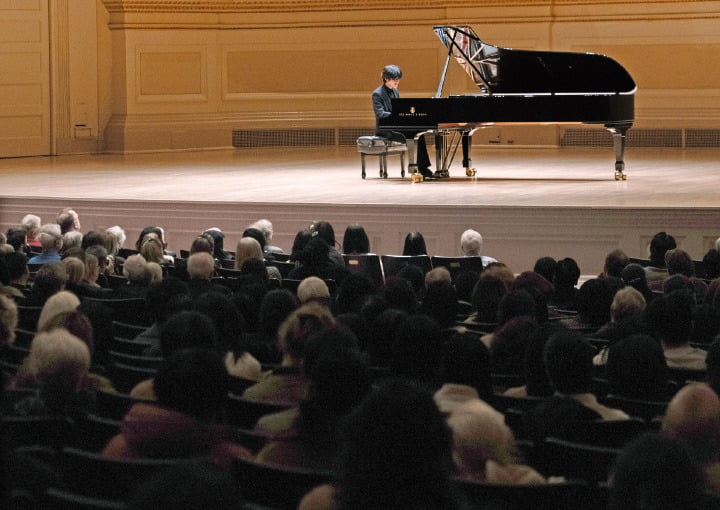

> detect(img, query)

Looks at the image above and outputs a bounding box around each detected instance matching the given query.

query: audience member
[137,278,190,356]
[3,252,29,298]
[334,273,377,315]
[601,248,629,279]
[609,432,711,510]
[186,252,229,298]
[702,248,720,280]
[102,348,253,468]
[605,334,670,401]
[297,276,330,306]
[249,219,284,256]
[202,227,231,261]
[402,231,427,256]
[21,215,42,249]
[621,262,654,303]
[645,231,676,286]
[242,302,335,405]
[251,288,298,364]
[447,399,548,484]
[0,294,18,349]
[288,237,349,284]
[421,279,458,329]
[532,256,557,286]
[298,379,467,510]
[308,220,344,267]
[646,289,706,370]
[22,261,67,307]
[435,332,493,404]
[28,224,62,265]
[662,382,720,494]
[459,229,497,267]
[341,224,371,255]
[56,208,81,235]
[235,237,281,280]
[548,257,581,311]
[6,227,28,255]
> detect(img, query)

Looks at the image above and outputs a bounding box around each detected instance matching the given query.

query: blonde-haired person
[593,286,647,366]
[146,262,163,284]
[36,290,80,331]
[21,214,42,249]
[297,276,330,306]
[104,225,126,275]
[242,302,335,405]
[0,294,18,348]
[140,234,167,265]
[61,231,83,254]
[235,237,281,281]
[447,399,552,485]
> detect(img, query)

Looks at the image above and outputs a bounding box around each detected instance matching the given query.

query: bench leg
[400,152,406,178]
[381,154,388,178]
[361,154,366,179]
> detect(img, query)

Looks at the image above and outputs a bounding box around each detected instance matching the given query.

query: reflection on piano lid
[432,25,636,97]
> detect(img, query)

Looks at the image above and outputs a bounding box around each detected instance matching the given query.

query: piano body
[378,25,636,181]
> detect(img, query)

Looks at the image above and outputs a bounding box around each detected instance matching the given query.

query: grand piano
[378,25,636,181]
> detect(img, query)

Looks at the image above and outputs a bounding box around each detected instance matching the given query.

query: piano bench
[356,136,407,179]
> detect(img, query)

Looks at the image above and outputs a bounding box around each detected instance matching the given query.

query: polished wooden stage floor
[1,146,719,273]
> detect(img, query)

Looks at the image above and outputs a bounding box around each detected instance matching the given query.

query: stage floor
[0,146,719,209]
[1,146,719,274]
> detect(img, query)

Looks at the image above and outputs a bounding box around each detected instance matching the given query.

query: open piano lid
[433,25,636,96]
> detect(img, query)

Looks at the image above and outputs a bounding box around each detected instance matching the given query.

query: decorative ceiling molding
[100,0,715,14]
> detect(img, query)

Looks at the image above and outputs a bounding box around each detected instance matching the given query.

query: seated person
[102,348,253,469]
[242,302,335,405]
[372,64,433,178]
[447,400,550,484]
[460,229,497,267]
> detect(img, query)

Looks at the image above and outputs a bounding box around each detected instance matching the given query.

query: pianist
[372,65,433,179]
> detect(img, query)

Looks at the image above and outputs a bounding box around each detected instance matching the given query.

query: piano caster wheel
[614,172,627,181]
[411,173,424,183]
[465,167,476,177]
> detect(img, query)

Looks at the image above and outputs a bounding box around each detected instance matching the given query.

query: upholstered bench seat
[356,136,407,179]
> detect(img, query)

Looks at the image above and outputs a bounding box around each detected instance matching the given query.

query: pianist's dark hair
[382,65,402,82]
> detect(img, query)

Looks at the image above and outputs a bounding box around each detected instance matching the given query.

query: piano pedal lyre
[465,167,477,177]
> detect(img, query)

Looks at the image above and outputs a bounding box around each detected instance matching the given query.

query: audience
[402,231,427,256]
[459,229,497,267]
[5,214,720,507]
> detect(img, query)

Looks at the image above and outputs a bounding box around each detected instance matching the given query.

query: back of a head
[0,294,18,347]
[29,328,90,388]
[234,237,263,270]
[703,249,720,280]
[140,236,165,264]
[38,290,80,331]
[576,277,620,326]
[31,262,67,303]
[610,432,707,510]
[277,302,335,360]
[249,220,272,242]
[159,309,217,357]
[242,227,266,251]
[606,334,668,400]
[460,229,482,256]
[335,273,377,315]
[402,231,427,256]
[666,248,695,277]
[439,332,492,399]
[342,224,370,254]
[193,291,246,351]
[543,329,595,394]
[662,382,720,441]
[257,289,298,343]
[135,226,164,251]
[187,252,215,279]
[649,231,676,267]
[297,276,330,305]
[496,289,536,326]
[604,249,629,278]
[621,262,649,293]
[390,313,443,383]
[553,257,580,288]
[310,221,336,247]
[202,228,225,259]
[533,256,557,284]
[153,348,228,421]
[189,235,214,256]
[338,379,455,510]
[5,252,28,281]
[471,275,508,324]
[123,254,150,283]
[105,226,126,253]
[610,286,646,322]
[145,277,189,323]
[447,400,516,475]
[381,276,418,314]
[297,236,330,266]
[421,279,458,328]
[647,289,694,345]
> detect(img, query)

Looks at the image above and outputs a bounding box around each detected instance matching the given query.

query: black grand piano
[378,25,636,181]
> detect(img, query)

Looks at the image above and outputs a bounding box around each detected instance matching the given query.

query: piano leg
[462,131,476,177]
[405,138,424,182]
[607,125,630,181]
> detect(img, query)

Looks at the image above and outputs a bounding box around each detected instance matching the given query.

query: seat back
[233,457,333,510]
[43,488,126,510]
[224,394,294,429]
[601,394,668,422]
[539,437,620,483]
[267,260,296,279]
[1,415,77,450]
[456,479,589,510]
[562,417,649,449]
[82,297,150,326]
[108,351,163,370]
[60,447,183,500]
[380,254,432,278]
[94,390,141,421]
[343,254,384,287]
[431,255,484,279]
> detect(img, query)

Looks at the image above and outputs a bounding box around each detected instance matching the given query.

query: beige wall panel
[0,116,42,137]
[0,0,48,156]
[0,84,42,106]
[0,20,41,42]
[139,51,204,95]
[225,49,437,95]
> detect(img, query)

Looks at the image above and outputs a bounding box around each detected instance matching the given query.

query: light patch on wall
[225,49,437,94]
[139,52,203,96]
